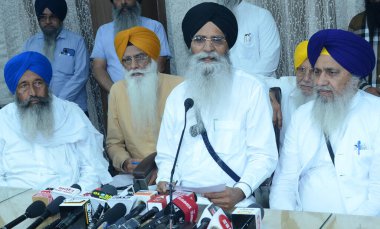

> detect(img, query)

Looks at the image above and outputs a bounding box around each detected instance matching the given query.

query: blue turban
[4,51,52,94]
[182,2,238,49]
[308,29,375,78]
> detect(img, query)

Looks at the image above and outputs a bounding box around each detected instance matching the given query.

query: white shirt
[91,18,171,83]
[156,69,278,204]
[270,91,380,216]
[230,1,281,77]
[0,96,112,192]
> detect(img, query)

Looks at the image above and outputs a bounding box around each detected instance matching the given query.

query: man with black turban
[24,0,89,114]
[270,29,380,216]
[0,51,112,192]
[155,2,278,210]
[349,0,380,97]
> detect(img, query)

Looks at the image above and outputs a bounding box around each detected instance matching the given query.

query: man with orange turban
[106,26,182,173]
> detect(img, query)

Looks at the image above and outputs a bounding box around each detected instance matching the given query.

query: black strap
[201,131,241,182]
[324,134,335,166]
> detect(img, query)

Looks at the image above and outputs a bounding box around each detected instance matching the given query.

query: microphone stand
[168,98,193,229]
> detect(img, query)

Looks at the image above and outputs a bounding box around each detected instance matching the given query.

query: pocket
[236,31,259,59]
[213,120,241,154]
[55,54,75,75]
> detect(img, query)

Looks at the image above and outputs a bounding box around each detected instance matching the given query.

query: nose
[202,39,215,53]
[315,71,328,86]
[129,58,139,70]
[29,85,36,96]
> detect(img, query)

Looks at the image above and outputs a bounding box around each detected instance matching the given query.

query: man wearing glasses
[24,0,89,114]
[155,3,277,209]
[107,27,182,173]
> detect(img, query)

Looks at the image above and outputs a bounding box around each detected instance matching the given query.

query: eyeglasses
[191,35,226,47]
[17,80,46,94]
[122,53,150,67]
[296,66,313,78]
[38,14,59,22]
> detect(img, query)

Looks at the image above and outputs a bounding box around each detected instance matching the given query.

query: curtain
[0,0,105,134]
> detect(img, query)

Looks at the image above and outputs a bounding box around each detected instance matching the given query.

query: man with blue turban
[155,2,277,210]
[24,0,89,114]
[0,51,112,192]
[270,29,380,216]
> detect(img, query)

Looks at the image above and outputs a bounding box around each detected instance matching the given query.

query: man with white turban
[0,51,112,192]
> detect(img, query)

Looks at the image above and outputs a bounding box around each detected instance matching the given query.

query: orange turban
[114,26,160,62]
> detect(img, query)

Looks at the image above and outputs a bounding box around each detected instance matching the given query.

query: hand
[269,90,282,128]
[365,87,380,97]
[122,158,142,173]
[157,181,169,194]
[203,187,245,210]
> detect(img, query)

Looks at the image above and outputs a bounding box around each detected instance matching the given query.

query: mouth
[131,72,144,77]
[199,56,217,63]
[318,89,333,97]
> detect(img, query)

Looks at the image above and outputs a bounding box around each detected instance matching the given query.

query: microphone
[26,196,66,229]
[86,204,104,229]
[93,203,127,229]
[197,217,211,229]
[231,203,264,229]
[109,207,159,229]
[54,208,83,229]
[1,201,46,229]
[169,98,193,228]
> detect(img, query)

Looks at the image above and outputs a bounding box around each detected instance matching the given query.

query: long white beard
[113,2,141,34]
[16,92,54,141]
[184,51,232,117]
[125,61,158,133]
[312,77,359,138]
[292,86,315,109]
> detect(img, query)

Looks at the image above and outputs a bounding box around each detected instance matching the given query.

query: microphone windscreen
[71,184,82,191]
[47,196,65,214]
[172,195,198,223]
[25,201,46,218]
[101,184,117,196]
[184,98,194,111]
[103,203,127,224]
[247,203,264,219]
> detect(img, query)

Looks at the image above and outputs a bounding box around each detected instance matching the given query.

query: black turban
[182,2,238,49]
[35,0,68,21]
[308,29,375,78]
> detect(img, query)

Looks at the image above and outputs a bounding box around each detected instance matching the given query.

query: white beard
[184,51,232,118]
[112,2,141,34]
[312,77,359,138]
[124,61,158,133]
[16,92,54,141]
[292,86,315,109]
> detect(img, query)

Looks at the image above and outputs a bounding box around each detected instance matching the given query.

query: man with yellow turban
[107,26,182,173]
[270,29,380,216]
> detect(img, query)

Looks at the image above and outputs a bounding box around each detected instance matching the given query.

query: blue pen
[357,140,361,155]
[131,161,140,165]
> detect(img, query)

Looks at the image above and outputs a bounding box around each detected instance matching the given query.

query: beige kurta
[106,73,183,171]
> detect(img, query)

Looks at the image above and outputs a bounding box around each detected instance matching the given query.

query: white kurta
[230,1,281,77]
[156,69,278,205]
[270,90,380,216]
[0,96,112,192]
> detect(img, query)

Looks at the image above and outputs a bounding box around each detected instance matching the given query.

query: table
[1,187,380,229]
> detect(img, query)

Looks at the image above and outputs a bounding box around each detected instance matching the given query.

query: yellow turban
[114,26,160,62]
[294,40,309,70]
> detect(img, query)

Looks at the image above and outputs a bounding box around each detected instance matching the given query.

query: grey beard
[43,36,56,62]
[16,93,54,141]
[124,61,159,134]
[312,77,359,138]
[185,51,232,117]
[113,2,141,34]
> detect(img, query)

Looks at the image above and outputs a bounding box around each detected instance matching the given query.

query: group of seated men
[1,1,380,217]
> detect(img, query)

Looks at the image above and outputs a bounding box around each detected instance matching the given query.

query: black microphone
[93,203,127,228]
[26,196,66,229]
[123,201,146,221]
[112,207,159,229]
[54,208,83,229]
[169,98,193,228]
[1,201,46,229]
[70,184,82,192]
[197,217,211,229]
[86,204,104,229]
